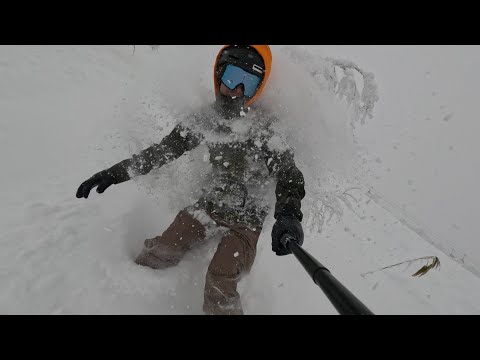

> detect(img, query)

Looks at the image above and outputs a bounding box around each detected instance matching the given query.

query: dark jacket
[106,104,305,227]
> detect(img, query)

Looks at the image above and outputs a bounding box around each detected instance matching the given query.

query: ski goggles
[220,64,263,98]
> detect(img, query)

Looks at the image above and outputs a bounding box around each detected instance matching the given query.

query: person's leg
[135,209,207,269]
[203,223,262,315]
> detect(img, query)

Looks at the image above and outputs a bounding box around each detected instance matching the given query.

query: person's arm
[76,124,201,198]
[109,124,201,182]
[262,143,306,255]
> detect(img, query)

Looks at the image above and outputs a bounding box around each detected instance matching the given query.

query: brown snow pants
[135,209,262,315]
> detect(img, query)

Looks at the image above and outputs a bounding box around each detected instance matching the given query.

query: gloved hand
[271,215,304,256]
[76,170,116,199]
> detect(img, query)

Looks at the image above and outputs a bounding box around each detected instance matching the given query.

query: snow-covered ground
[1,45,480,314]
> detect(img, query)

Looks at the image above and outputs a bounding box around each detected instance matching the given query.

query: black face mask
[215,92,247,119]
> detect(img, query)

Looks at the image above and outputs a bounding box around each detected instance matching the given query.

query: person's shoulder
[175,102,218,138]
[250,103,279,122]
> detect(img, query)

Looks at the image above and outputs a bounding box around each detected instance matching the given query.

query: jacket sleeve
[262,143,306,222]
[106,124,202,184]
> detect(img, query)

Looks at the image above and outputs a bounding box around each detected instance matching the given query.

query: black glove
[271,215,304,256]
[76,170,116,199]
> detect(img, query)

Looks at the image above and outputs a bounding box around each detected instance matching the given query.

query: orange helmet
[214,45,272,109]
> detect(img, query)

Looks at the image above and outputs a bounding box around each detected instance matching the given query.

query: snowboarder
[76,45,306,315]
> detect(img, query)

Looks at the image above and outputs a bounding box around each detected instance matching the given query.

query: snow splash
[114,45,379,237]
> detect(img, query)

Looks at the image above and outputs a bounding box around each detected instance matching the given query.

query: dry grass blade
[361,256,441,278]
[412,257,441,277]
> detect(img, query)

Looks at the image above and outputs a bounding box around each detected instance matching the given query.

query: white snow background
[1,45,479,314]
